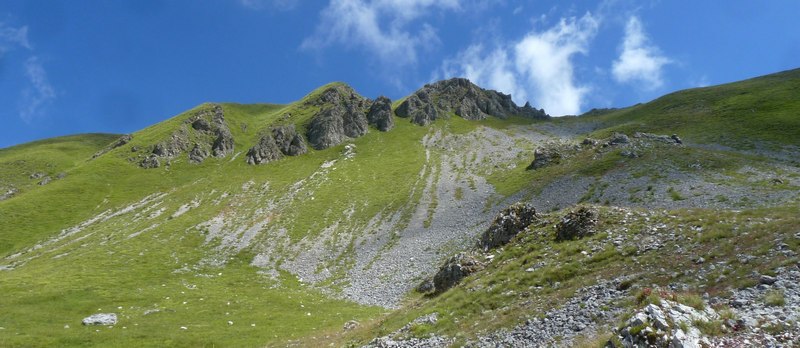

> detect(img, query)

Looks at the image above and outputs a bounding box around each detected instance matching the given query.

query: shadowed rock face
[367,96,394,131]
[432,252,484,293]
[246,135,282,165]
[396,78,549,125]
[479,203,538,251]
[306,84,371,150]
[271,125,307,157]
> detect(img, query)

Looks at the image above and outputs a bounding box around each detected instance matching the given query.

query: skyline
[1,0,798,147]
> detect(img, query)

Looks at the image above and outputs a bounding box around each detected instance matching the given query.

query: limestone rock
[305,84,371,150]
[1,187,18,201]
[479,203,537,250]
[188,144,209,164]
[527,148,562,170]
[140,155,160,169]
[555,207,599,241]
[396,78,548,126]
[271,125,307,156]
[38,176,52,186]
[307,107,346,150]
[608,133,630,145]
[366,96,394,131]
[82,313,117,326]
[432,252,484,293]
[246,135,283,165]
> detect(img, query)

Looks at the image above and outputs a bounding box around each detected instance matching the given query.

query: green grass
[587,68,800,149]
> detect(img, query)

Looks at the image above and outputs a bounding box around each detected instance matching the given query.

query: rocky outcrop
[138,103,234,168]
[366,96,394,131]
[432,252,484,293]
[1,187,18,201]
[632,132,683,145]
[527,147,562,170]
[478,203,537,251]
[246,135,283,165]
[305,84,371,150]
[608,133,630,145]
[271,125,307,156]
[612,300,718,348]
[555,206,599,241]
[82,313,118,326]
[396,78,548,126]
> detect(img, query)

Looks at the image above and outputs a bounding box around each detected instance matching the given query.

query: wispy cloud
[2,20,57,122]
[301,0,461,67]
[439,13,599,116]
[611,16,670,90]
[19,57,56,123]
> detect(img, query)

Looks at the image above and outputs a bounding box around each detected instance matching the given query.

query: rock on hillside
[366,96,394,131]
[246,125,307,165]
[396,78,548,125]
[479,203,538,251]
[138,103,234,168]
[306,84,371,150]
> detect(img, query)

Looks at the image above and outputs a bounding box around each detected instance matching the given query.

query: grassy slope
[0,133,120,196]
[584,68,800,148]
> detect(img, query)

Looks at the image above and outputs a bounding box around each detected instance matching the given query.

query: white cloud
[439,13,599,116]
[0,22,31,55]
[302,0,461,66]
[18,57,57,123]
[612,16,670,90]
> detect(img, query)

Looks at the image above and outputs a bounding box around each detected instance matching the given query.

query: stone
[671,134,683,144]
[246,135,283,165]
[478,203,537,250]
[416,279,435,293]
[82,313,117,326]
[29,172,45,179]
[432,252,484,293]
[188,144,209,164]
[759,274,778,285]
[608,133,630,145]
[38,176,52,186]
[527,148,562,170]
[342,103,368,138]
[271,125,307,156]
[555,207,599,241]
[343,320,360,331]
[366,96,394,131]
[0,187,18,201]
[56,172,67,179]
[307,106,346,150]
[139,155,160,169]
[645,304,669,330]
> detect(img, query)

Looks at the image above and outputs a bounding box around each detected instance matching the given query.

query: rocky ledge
[396,78,549,126]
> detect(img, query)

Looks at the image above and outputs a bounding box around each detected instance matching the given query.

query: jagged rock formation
[396,78,548,126]
[366,96,394,131]
[555,207,599,241]
[246,134,282,165]
[432,252,484,293]
[478,203,538,251]
[139,104,234,168]
[305,85,371,150]
[271,125,307,156]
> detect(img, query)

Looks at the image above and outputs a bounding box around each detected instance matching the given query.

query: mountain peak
[396,77,549,125]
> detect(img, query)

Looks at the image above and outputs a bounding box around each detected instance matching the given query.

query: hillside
[0,70,799,347]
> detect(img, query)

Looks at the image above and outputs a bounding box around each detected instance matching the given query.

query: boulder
[271,125,307,156]
[366,96,394,131]
[82,313,117,326]
[38,176,52,186]
[246,134,283,165]
[432,252,484,293]
[139,155,160,169]
[555,207,599,241]
[29,172,45,179]
[1,187,18,201]
[608,133,630,145]
[527,148,562,170]
[478,203,537,250]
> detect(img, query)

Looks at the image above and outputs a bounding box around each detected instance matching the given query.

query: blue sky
[1,0,798,148]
